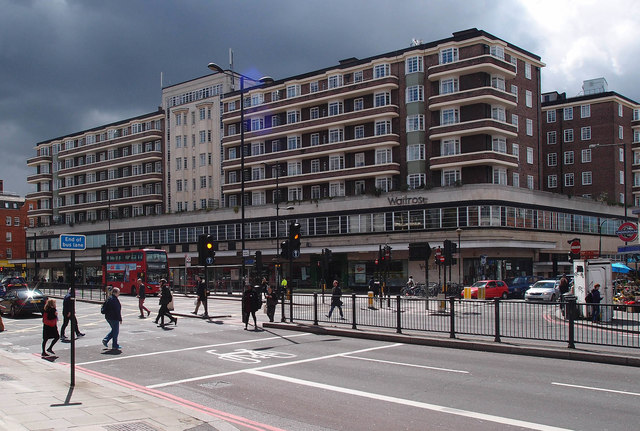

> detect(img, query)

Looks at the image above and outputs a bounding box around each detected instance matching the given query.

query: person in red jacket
[42,298,60,357]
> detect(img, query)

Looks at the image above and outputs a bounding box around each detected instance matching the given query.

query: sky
[1,0,639,197]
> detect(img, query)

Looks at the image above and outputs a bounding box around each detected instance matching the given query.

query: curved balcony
[27,154,52,166]
[429,86,517,110]
[27,173,52,183]
[57,151,163,176]
[224,134,401,170]
[222,105,400,147]
[26,190,52,200]
[223,163,401,194]
[429,118,518,141]
[430,150,519,170]
[27,207,53,217]
[58,130,163,158]
[57,172,163,195]
[57,193,163,213]
[428,55,516,81]
[222,76,400,120]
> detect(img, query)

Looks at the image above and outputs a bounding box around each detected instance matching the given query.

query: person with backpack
[42,298,60,357]
[242,284,262,330]
[101,287,122,350]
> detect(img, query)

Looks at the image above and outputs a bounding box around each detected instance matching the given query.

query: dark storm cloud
[2,0,635,197]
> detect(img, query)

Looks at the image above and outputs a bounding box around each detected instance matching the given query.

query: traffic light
[443,240,453,265]
[198,234,215,265]
[255,250,263,272]
[101,244,107,266]
[289,222,301,258]
[280,240,290,259]
[384,245,392,261]
[567,252,573,263]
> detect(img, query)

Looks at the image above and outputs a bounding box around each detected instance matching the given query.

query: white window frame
[440,47,458,64]
[547,153,557,167]
[527,147,534,164]
[547,110,556,123]
[442,138,460,156]
[548,175,557,188]
[581,126,591,141]
[407,144,425,161]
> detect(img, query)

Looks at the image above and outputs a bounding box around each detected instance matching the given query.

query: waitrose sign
[387,195,427,206]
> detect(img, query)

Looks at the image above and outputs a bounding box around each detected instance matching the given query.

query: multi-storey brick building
[0,180,34,276]
[161,73,234,213]
[26,110,165,227]
[541,78,640,213]
[219,28,544,208]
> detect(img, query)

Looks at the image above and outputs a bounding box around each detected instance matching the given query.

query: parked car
[505,276,541,298]
[0,276,29,297]
[524,280,560,302]
[0,288,48,317]
[462,280,509,299]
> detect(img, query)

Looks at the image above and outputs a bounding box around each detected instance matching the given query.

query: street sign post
[59,234,86,251]
[570,240,581,255]
[616,222,638,242]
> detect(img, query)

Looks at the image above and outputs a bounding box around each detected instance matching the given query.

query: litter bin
[563,294,578,319]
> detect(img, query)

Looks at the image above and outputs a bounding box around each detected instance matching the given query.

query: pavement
[2,293,639,430]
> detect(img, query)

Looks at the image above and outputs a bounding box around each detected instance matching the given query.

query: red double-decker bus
[103,249,168,295]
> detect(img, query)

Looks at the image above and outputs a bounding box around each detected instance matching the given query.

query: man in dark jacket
[591,284,602,322]
[60,288,85,340]
[102,287,122,350]
[326,280,344,319]
[242,284,261,330]
[192,275,208,317]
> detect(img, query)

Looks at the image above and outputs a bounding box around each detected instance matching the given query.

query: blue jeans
[327,304,343,318]
[104,319,120,347]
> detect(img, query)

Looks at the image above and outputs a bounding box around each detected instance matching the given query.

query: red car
[463,280,509,299]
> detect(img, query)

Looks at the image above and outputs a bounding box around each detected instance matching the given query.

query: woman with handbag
[155,279,177,328]
[42,298,60,356]
[265,285,278,322]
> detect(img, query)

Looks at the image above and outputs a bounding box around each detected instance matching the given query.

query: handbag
[167,297,174,311]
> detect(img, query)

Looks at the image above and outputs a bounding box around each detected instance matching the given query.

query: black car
[0,288,48,317]
[0,276,29,297]
[505,275,541,298]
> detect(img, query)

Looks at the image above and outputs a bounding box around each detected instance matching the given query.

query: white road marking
[249,370,571,431]
[77,333,312,365]
[552,381,640,397]
[148,343,402,389]
[342,354,469,374]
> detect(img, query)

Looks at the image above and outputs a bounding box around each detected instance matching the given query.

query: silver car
[524,280,560,302]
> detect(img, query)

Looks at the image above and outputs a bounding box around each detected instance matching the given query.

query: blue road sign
[59,234,86,251]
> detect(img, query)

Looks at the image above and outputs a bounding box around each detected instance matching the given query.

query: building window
[328,74,343,89]
[440,78,458,95]
[493,168,507,185]
[328,128,344,143]
[492,136,507,153]
[310,81,318,93]
[252,191,265,206]
[581,126,591,141]
[355,152,365,167]
[176,180,182,192]
[286,85,300,98]
[200,176,207,188]
[564,151,574,165]
[374,92,390,107]
[440,47,458,64]
[329,181,345,197]
[620,169,625,185]
[441,108,459,125]
[619,147,624,162]
[526,119,533,136]
[311,185,321,199]
[287,110,300,124]
[287,161,302,176]
[407,144,425,161]
[354,180,365,195]
[547,131,556,145]
[288,186,302,201]
[354,125,364,139]
[354,71,363,83]
[311,159,320,173]
[373,64,390,78]
[375,148,392,165]
[406,56,423,74]
[581,148,592,163]
[311,133,320,146]
[251,142,265,156]
[512,143,519,160]
[328,101,343,116]
[512,114,518,130]
[490,45,505,60]
[442,169,460,186]
[619,103,623,117]
[407,173,426,189]
[563,107,573,120]
[310,107,319,119]
[581,104,591,118]
[6,232,12,242]
[354,98,364,111]
[375,177,392,192]
[527,147,534,164]
[525,90,532,108]
[524,62,532,79]
[513,173,519,187]
[406,115,425,132]
[287,136,301,150]
[564,173,574,187]
[491,75,505,91]
[406,85,424,102]
[5,216,11,226]
[511,84,518,100]
[547,153,557,166]
[582,171,592,185]
[548,175,558,188]
[564,129,574,143]
[547,110,556,123]
[251,118,264,131]
[375,120,391,136]
[619,125,624,139]
[442,138,460,156]
[527,175,534,190]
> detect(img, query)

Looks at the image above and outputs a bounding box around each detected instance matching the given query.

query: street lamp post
[208,62,273,290]
[598,218,608,256]
[456,228,462,285]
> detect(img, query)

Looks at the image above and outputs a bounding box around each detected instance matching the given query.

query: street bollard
[352,294,357,329]
[494,298,501,343]
[367,291,374,309]
[313,293,318,325]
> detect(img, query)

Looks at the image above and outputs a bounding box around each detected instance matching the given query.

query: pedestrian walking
[192,275,209,317]
[155,279,177,328]
[101,287,122,350]
[136,278,150,318]
[265,285,278,322]
[591,283,602,322]
[60,288,85,340]
[41,298,60,357]
[242,284,262,330]
[326,280,344,319]
[260,277,269,297]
